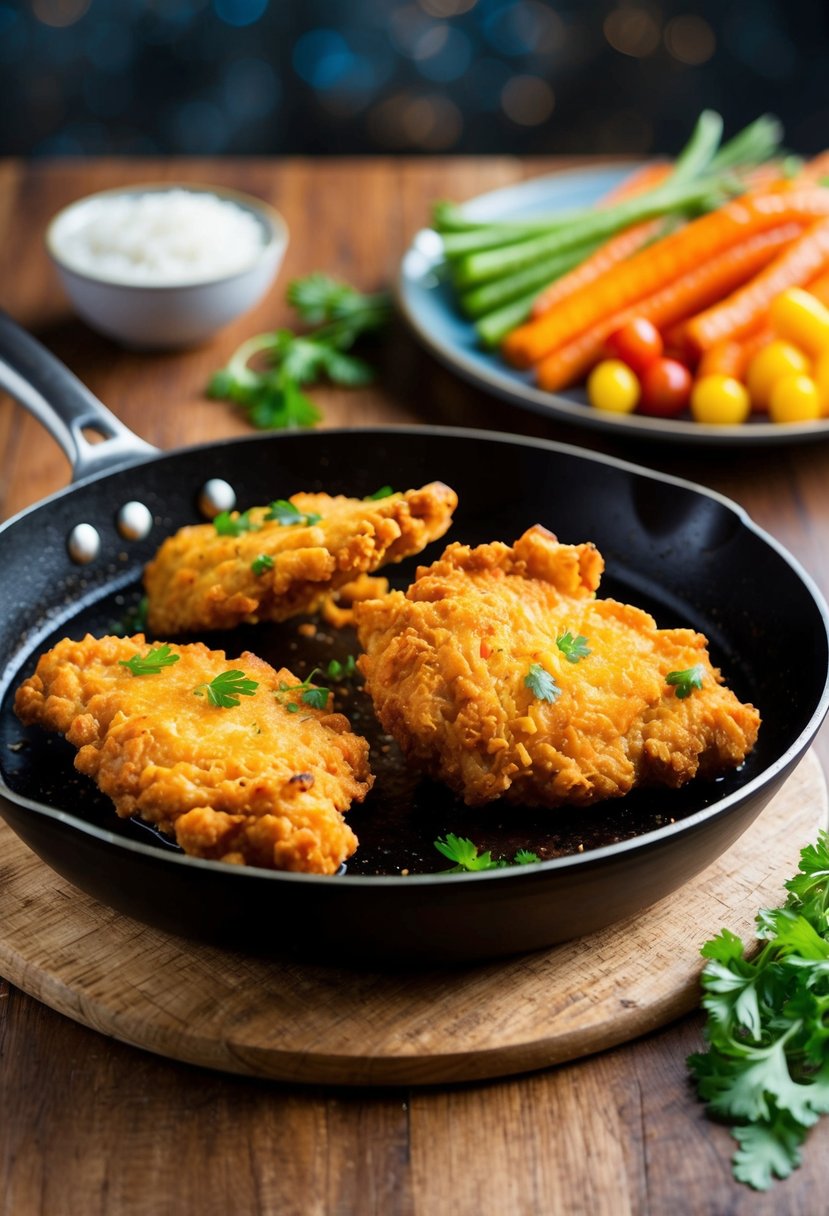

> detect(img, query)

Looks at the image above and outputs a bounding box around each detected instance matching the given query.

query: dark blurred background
[2,0,826,158]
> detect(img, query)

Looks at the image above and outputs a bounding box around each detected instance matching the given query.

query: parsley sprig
[556,632,591,663]
[214,509,260,538]
[435,834,540,873]
[207,273,391,430]
[325,655,357,681]
[265,500,322,527]
[251,553,274,575]
[666,663,705,698]
[119,644,180,676]
[193,670,259,708]
[524,662,561,703]
[689,831,829,1190]
[276,668,331,713]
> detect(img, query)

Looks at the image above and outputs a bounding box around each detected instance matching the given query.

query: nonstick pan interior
[0,427,827,962]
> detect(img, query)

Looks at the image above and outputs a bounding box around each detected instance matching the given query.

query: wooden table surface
[1,158,827,1216]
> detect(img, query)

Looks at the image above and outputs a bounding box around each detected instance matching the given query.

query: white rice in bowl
[51,188,269,286]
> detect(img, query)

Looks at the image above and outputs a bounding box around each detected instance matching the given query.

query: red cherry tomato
[604,318,663,374]
[639,358,693,417]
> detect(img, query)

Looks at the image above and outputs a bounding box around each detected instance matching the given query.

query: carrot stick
[503,191,829,370]
[698,330,771,381]
[529,163,674,319]
[534,224,801,393]
[683,218,829,352]
[530,219,664,319]
[805,267,829,306]
[798,151,829,183]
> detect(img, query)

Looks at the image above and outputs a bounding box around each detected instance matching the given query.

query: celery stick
[670,109,723,183]
[442,225,563,259]
[460,238,602,318]
[476,293,538,348]
[454,175,737,288]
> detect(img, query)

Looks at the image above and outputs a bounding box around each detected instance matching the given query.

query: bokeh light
[501,75,555,126]
[1,0,826,158]
[603,5,662,58]
[664,14,715,65]
[31,0,89,28]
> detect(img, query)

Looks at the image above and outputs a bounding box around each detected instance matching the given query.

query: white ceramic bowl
[46,183,288,349]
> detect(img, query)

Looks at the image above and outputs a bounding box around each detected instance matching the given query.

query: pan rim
[2,423,828,886]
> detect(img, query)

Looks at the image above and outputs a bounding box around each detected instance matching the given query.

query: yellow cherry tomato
[813,349,829,416]
[768,373,821,423]
[746,339,810,411]
[769,287,829,356]
[690,375,751,425]
[586,359,640,414]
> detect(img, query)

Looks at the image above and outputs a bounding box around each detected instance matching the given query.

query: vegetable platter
[398,111,829,444]
[0,310,828,963]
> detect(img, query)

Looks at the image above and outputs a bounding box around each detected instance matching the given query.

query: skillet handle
[0,310,159,482]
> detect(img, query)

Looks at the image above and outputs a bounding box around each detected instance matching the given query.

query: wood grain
[0,754,824,1088]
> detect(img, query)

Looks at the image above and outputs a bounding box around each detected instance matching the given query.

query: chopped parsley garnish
[556,632,591,663]
[193,670,259,708]
[213,509,260,537]
[119,644,180,676]
[265,500,322,527]
[276,668,331,713]
[112,595,149,637]
[689,831,829,1191]
[666,664,705,698]
[524,662,561,703]
[434,834,541,873]
[366,485,394,500]
[326,655,357,681]
[251,553,275,576]
[206,273,391,431]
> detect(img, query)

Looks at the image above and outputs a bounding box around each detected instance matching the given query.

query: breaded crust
[144,483,457,634]
[14,634,373,874]
[355,526,761,809]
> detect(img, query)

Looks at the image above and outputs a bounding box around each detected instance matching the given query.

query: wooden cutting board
[0,752,825,1087]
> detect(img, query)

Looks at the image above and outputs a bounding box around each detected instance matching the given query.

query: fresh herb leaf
[366,485,394,500]
[556,632,590,663]
[301,686,330,710]
[214,509,260,537]
[275,669,331,712]
[666,663,705,698]
[435,834,496,873]
[112,595,148,637]
[193,670,259,708]
[514,848,541,865]
[207,274,392,431]
[434,835,541,873]
[119,644,180,676]
[326,655,357,680]
[265,499,322,527]
[251,553,274,576]
[689,830,829,1190]
[524,662,561,703]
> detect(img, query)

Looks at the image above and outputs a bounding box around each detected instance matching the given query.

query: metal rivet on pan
[198,478,236,519]
[116,501,153,541]
[67,523,101,565]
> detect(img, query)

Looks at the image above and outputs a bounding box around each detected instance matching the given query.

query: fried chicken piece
[355,526,760,809]
[144,483,457,635]
[14,634,373,873]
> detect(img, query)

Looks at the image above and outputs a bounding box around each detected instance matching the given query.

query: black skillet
[0,311,827,964]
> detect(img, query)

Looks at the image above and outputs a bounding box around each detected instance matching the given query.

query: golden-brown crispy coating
[355,526,760,809]
[144,483,457,635]
[14,634,372,873]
